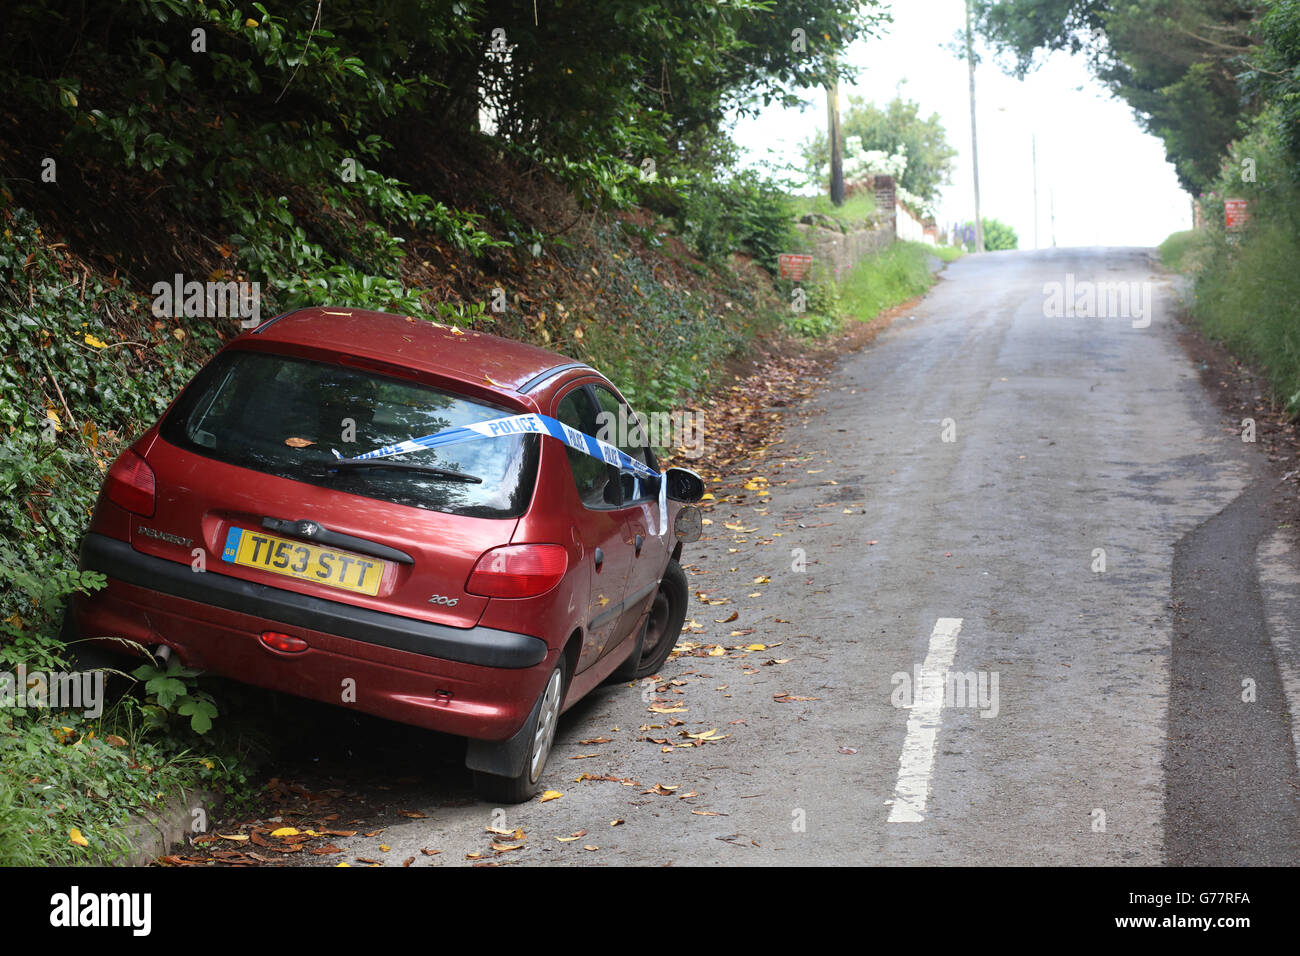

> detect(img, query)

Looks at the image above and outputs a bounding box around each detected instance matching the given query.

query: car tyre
[631,559,688,680]
[472,661,567,804]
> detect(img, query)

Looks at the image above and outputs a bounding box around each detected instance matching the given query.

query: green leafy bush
[961,218,1019,252]
[1186,108,1300,414]
[669,169,798,271]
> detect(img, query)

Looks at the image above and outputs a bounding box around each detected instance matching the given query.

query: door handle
[593,547,604,571]
[634,533,644,556]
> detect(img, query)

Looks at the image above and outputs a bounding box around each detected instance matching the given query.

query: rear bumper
[73,533,554,740]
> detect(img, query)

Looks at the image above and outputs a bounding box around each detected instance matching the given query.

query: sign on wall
[778,254,813,281]
[1225,198,1250,231]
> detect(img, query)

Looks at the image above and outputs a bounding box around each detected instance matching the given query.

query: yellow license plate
[221,527,387,596]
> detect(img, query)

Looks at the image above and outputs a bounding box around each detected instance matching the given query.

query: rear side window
[159,350,538,518]
[592,384,658,503]
[555,386,618,508]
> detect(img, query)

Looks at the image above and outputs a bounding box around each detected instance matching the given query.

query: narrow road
[250,247,1300,866]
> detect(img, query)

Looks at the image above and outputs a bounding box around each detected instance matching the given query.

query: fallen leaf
[610,819,625,827]
[684,728,729,741]
[270,827,300,837]
[420,848,441,856]
[715,611,739,623]
[539,790,563,803]
[69,829,89,847]
[397,810,427,819]
[491,841,525,852]
[284,437,314,448]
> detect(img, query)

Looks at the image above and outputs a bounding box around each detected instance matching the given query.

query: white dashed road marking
[887,617,963,823]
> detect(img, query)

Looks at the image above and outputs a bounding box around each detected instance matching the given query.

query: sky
[731,0,1194,248]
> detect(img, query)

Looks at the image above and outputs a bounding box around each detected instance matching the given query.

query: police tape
[335,413,669,535]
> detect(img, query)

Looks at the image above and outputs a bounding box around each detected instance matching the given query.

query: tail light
[106,449,156,517]
[260,631,309,654]
[466,544,568,599]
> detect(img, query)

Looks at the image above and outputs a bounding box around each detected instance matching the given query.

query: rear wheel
[631,559,688,680]
[472,662,566,804]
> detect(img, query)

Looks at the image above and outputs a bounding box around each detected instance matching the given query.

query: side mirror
[664,467,704,503]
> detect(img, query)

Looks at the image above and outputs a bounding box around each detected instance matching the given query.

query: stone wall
[792,174,932,283]
[794,217,894,284]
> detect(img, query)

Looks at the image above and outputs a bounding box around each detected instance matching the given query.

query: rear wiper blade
[327,460,483,484]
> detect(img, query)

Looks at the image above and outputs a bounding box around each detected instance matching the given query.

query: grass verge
[837,241,944,323]
[1180,220,1300,412]
[789,192,878,226]
[1159,229,1208,274]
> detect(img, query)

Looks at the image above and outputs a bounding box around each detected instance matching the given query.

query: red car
[64,306,704,802]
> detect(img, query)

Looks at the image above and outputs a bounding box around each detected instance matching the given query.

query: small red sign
[778,254,813,281]
[1225,198,1250,231]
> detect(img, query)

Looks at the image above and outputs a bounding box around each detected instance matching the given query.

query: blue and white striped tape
[335,413,668,534]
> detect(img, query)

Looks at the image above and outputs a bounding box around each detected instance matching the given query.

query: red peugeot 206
[63,306,705,802]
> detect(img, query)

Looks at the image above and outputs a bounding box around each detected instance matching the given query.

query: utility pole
[965,0,984,253]
[1050,187,1057,247]
[1032,132,1039,250]
[828,75,844,206]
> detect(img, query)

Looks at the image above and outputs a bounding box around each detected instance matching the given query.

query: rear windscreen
[159,350,538,518]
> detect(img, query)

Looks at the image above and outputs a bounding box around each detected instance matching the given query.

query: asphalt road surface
[263,247,1300,866]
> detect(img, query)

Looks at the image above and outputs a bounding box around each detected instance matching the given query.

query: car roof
[242,306,592,395]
